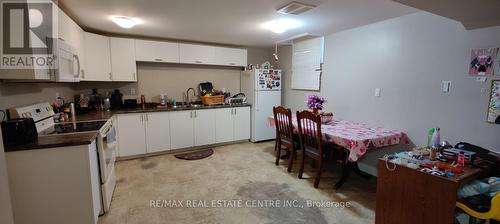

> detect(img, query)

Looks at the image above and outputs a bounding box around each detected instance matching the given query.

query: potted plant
[306,94,326,114]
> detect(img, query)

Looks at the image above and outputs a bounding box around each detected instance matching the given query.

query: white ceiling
[59,0,418,47]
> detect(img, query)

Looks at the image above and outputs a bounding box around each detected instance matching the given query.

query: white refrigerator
[241,69,282,142]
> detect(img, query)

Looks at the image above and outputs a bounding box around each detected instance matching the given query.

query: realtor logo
[1,0,56,69]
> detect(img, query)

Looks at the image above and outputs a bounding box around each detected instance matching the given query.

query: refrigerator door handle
[255,92,259,112]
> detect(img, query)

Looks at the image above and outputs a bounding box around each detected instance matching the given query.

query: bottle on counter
[457,151,465,167]
[429,127,441,161]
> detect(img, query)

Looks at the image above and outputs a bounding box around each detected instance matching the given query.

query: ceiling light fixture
[111,16,141,29]
[260,18,302,34]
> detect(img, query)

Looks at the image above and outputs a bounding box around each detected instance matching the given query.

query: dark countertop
[4,132,99,152]
[4,103,251,152]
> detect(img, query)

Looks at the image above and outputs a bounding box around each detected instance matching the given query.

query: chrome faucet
[186,88,196,106]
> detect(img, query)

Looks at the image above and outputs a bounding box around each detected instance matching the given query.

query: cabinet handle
[194,111,197,117]
[154,58,163,61]
[190,111,192,118]
[229,63,236,66]
[195,60,203,64]
[133,72,136,80]
[109,72,112,80]
[140,114,143,122]
[81,69,85,79]
[234,109,237,115]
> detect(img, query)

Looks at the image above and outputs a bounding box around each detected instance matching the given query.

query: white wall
[0,131,14,224]
[280,12,500,152]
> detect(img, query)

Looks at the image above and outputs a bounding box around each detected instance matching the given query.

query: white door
[233,107,251,141]
[179,43,215,65]
[193,109,216,146]
[135,40,180,63]
[169,111,194,149]
[145,112,171,153]
[117,114,146,156]
[83,32,111,81]
[253,91,281,142]
[0,130,14,224]
[215,108,234,143]
[110,37,137,81]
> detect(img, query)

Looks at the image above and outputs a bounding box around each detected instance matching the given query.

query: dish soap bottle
[429,127,440,160]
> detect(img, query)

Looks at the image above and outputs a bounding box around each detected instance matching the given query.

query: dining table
[268,115,410,188]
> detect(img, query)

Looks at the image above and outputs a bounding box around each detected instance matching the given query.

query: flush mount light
[111,16,141,29]
[260,18,302,34]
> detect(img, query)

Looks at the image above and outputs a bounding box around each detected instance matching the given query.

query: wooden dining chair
[296,110,330,188]
[273,106,297,172]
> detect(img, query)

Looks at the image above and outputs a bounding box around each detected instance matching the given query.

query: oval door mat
[174,148,214,160]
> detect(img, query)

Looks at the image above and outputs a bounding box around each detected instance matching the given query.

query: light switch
[375,88,381,97]
[441,81,451,93]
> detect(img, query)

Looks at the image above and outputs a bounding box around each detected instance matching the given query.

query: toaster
[1,118,38,146]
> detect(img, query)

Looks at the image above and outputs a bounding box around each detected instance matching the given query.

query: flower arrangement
[306,94,326,111]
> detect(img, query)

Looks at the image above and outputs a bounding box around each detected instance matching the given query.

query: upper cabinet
[135,40,179,63]
[179,44,216,65]
[83,32,112,81]
[214,47,247,67]
[110,38,137,81]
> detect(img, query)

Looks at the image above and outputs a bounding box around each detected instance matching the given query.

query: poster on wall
[487,80,500,123]
[469,48,498,76]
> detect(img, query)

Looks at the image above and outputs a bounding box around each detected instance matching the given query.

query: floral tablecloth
[268,116,410,161]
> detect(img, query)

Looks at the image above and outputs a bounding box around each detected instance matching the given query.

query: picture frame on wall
[469,48,498,76]
[487,80,500,124]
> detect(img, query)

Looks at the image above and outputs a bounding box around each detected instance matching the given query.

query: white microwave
[50,38,80,82]
[0,38,80,82]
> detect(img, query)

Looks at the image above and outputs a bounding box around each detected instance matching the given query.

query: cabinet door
[110,37,137,81]
[145,112,171,153]
[214,47,247,66]
[193,109,216,146]
[83,32,112,81]
[169,111,194,149]
[233,107,251,141]
[117,114,146,156]
[135,40,179,63]
[215,108,234,143]
[179,43,215,65]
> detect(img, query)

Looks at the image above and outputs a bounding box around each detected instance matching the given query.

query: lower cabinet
[145,112,171,153]
[117,112,171,157]
[215,107,251,143]
[116,113,146,157]
[117,107,249,157]
[169,111,195,150]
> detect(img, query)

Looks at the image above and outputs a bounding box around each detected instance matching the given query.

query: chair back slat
[273,106,294,143]
[297,110,322,157]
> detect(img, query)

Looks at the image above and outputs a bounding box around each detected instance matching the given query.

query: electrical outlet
[375,88,381,97]
[130,88,136,95]
[441,81,451,93]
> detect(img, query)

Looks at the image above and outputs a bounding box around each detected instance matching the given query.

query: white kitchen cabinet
[58,9,86,79]
[110,38,137,81]
[193,109,216,146]
[117,113,146,156]
[215,108,234,143]
[179,43,216,65]
[135,40,179,63]
[214,47,247,66]
[215,107,251,143]
[83,32,112,81]
[145,112,171,153]
[233,107,251,141]
[169,111,195,149]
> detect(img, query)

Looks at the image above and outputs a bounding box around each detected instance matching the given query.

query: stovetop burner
[39,121,107,135]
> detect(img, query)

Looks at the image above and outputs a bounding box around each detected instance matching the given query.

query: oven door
[98,121,117,183]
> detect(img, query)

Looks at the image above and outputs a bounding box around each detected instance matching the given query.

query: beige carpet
[98,141,376,224]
